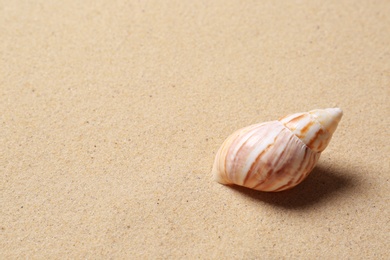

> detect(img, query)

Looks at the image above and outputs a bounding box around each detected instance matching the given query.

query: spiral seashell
[212,108,343,192]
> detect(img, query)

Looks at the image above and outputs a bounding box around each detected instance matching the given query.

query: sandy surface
[1,0,389,258]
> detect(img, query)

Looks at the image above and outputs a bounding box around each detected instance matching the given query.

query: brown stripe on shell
[306,150,319,173]
[263,138,298,191]
[231,126,264,183]
[272,134,292,166]
[262,168,286,191]
[251,167,272,190]
[225,124,263,183]
[287,114,306,124]
[289,149,319,189]
[243,143,273,186]
[225,125,260,183]
[294,148,310,184]
[273,179,294,192]
[317,139,328,152]
[250,149,279,189]
[246,134,280,186]
[280,150,317,192]
[297,120,315,139]
[283,114,307,132]
[296,147,308,174]
[279,113,305,123]
[307,128,325,151]
[251,128,294,191]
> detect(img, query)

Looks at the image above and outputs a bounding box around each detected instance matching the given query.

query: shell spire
[279,108,343,152]
[212,108,343,192]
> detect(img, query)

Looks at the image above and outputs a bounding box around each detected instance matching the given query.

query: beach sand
[1,1,389,258]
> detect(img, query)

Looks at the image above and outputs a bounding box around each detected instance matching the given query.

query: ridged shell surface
[212,108,342,192]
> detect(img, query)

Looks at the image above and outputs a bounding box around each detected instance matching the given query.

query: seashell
[212,108,343,192]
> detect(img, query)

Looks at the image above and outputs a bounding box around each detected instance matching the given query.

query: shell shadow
[228,165,359,209]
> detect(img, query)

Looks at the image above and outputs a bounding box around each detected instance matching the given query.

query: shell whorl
[279,108,343,152]
[212,108,343,192]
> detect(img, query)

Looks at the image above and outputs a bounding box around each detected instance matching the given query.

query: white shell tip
[310,108,343,135]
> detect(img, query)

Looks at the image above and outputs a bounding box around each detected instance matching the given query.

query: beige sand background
[1,0,389,258]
